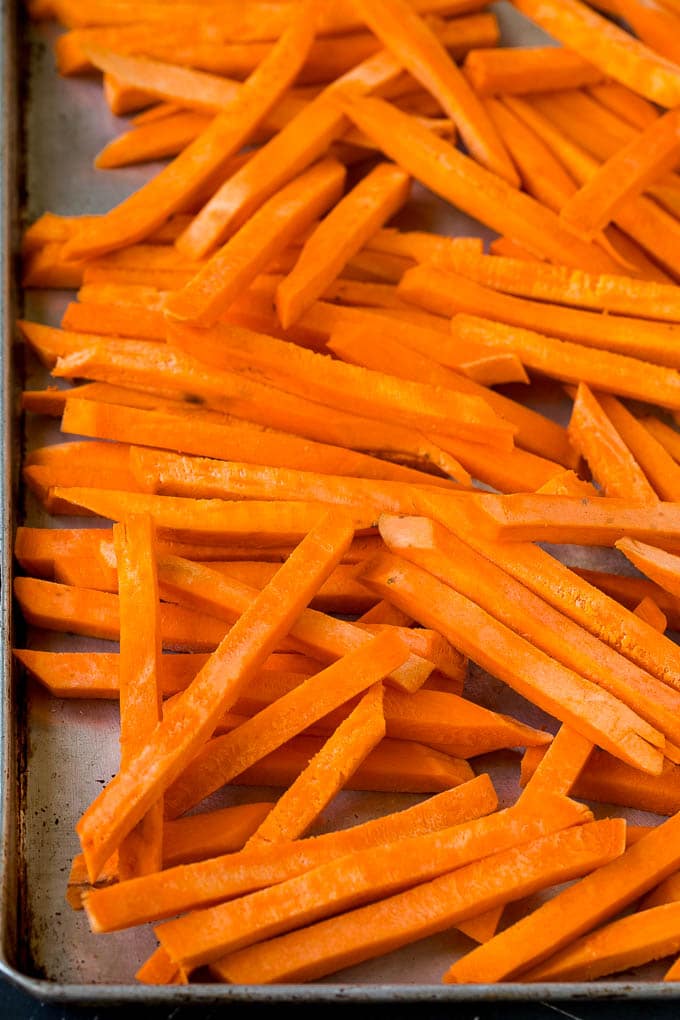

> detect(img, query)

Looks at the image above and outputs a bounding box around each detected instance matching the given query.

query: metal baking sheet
[3,0,680,1003]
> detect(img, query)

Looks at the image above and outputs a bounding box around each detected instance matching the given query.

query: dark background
[3,982,680,1020]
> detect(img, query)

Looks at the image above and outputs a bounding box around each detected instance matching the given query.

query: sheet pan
[2,0,680,1003]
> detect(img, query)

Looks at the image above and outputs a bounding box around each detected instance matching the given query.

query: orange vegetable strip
[519,725,592,805]
[596,392,680,502]
[359,552,664,772]
[61,302,170,341]
[335,93,618,272]
[274,162,410,328]
[587,82,659,132]
[568,382,658,503]
[135,947,185,986]
[529,90,680,223]
[102,74,157,116]
[350,0,517,184]
[561,108,680,239]
[67,801,275,907]
[14,647,469,718]
[22,243,90,289]
[52,0,487,36]
[634,597,668,633]
[452,314,680,411]
[163,802,275,869]
[434,249,680,322]
[165,321,515,450]
[378,513,680,746]
[25,436,135,473]
[132,101,183,126]
[520,745,680,818]
[326,324,574,468]
[512,0,680,107]
[481,95,577,215]
[95,112,213,170]
[400,264,680,368]
[232,733,474,792]
[83,774,497,932]
[175,49,406,260]
[76,510,356,881]
[164,158,347,326]
[62,2,322,261]
[113,515,164,881]
[51,336,478,477]
[162,628,428,820]
[611,0,680,65]
[12,650,322,701]
[234,272,536,381]
[213,819,625,985]
[29,215,210,256]
[418,491,680,690]
[366,228,484,263]
[488,236,541,261]
[39,484,375,542]
[334,308,530,389]
[535,470,597,498]
[640,415,680,464]
[444,803,680,984]
[129,445,453,516]
[157,795,590,971]
[81,45,309,121]
[154,553,437,692]
[22,447,140,510]
[13,577,227,652]
[589,226,676,283]
[15,526,255,577]
[503,95,680,281]
[616,539,680,602]
[217,676,547,758]
[523,901,680,983]
[244,682,386,849]
[322,293,530,389]
[52,556,378,616]
[640,869,680,913]
[58,13,499,83]
[14,524,383,574]
[450,489,680,547]
[463,46,603,95]
[356,600,411,626]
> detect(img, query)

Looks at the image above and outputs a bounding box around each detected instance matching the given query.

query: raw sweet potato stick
[567,382,658,503]
[174,48,408,259]
[211,820,625,985]
[376,513,680,746]
[350,0,517,183]
[512,0,680,107]
[155,796,591,973]
[162,158,347,326]
[275,162,411,328]
[417,490,680,690]
[463,46,603,95]
[113,515,164,880]
[83,774,498,932]
[62,0,323,261]
[76,510,357,881]
[444,806,680,984]
[334,93,619,272]
[358,552,665,772]
[243,683,386,848]
[560,108,680,239]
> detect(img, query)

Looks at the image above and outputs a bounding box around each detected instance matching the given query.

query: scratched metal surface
[2,0,680,1005]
